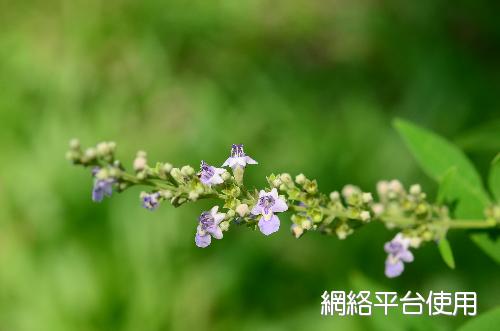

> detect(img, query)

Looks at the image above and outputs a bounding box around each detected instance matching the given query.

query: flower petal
[210,206,219,215]
[271,197,288,213]
[92,188,104,202]
[195,233,212,248]
[258,214,280,236]
[213,213,225,225]
[211,175,224,185]
[385,258,404,278]
[399,250,414,263]
[245,156,258,164]
[209,226,223,240]
[251,204,262,215]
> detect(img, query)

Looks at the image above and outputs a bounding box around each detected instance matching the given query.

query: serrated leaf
[394,119,499,263]
[489,153,500,202]
[437,238,455,269]
[457,306,500,331]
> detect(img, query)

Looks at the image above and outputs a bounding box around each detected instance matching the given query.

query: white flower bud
[221,171,231,181]
[219,221,230,232]
[96,142,111,156]
[95,168,108,180]
[226,209,235,218]
[181,165,195,176]
[235,203,249,217]
[372,203,384,216]
[69,138,80,150]
[272,178,281,188]
[342,185,360,199]
[301,219,313,230]
[362,192,373,203]
[163,163,173,173]
[134,156,147,172]
[84,148,96,160]
[295,173,306,185]
[160,190,173,199]
[329,191,340,201]
[377,181,389,197]
[188,191,199,201]
[410,184,421,195]
[389,179,403,193]
[280,173,292,184]
[291,224,304,238]
[360,211,371,222]
[409,237,422,248]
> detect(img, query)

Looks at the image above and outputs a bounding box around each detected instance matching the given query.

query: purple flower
[251,188,288,236]
[91,167,114,202]
[92,178,114,202]
[142,192,161,211]
[195,206,225,248]
[199,161,225,186]
[222,144,258,170]
[384,233,414,278]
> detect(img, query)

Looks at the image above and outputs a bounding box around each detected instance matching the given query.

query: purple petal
[258,214,280,236]
[251,204,262,215]
[385,259,404,278]
[245,156,258,164]
[209,227,223,240]
[195,233,212,248]
[399,250,414,262]
[271,197,288,213]
[92,187,104,202]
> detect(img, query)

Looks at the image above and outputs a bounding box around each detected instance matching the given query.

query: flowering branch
[66,140,500,278]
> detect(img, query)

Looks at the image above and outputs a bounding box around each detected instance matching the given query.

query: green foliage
[394,119,500,263]
[0,1,499,330]
[437,238,456,269]
[457,306,500,331]
[489,154,500,202]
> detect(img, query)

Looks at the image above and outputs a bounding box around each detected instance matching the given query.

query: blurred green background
[0,0,499,330]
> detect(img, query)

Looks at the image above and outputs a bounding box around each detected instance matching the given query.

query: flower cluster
[67,140,500,278]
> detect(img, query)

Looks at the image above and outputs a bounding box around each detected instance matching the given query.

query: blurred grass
[0,0,499,330]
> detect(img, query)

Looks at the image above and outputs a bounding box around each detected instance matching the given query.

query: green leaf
[489,153,500,202]
[437,238,455,269]
[457,306,500,331]
[394,119,489,218]
[436,167,457,204]
[394,119,500,263]
[454,119,500,153]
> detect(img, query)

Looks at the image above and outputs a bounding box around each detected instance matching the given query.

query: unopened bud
[329,191,340,201]
[235,204,249,217]
[181,165,195,176]
[410,184,421,195]
[362,192,373,203]
[295,173,306,185]
[163,163,173,173]
[69,138,80,150]
[360,211,371,222]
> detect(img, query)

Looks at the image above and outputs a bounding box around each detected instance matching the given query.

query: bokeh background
[0,0,499,330]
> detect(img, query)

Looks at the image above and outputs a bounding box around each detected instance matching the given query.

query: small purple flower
[91,167,114,202]
[199,160,225,186]
[384,233,414,278]
[195,206,225,248]
[222,144,258,170]
[92,178,114,202]
[251,188,288,236]
[142,192,161,211]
